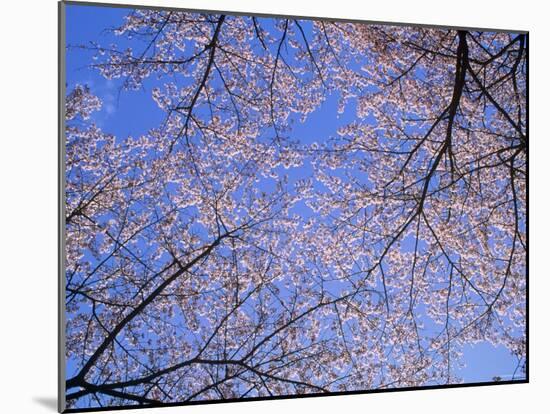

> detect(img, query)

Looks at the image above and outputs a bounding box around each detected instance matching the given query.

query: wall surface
[0,0,546,413]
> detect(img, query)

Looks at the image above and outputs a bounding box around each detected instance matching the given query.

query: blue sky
[65,2,524,392]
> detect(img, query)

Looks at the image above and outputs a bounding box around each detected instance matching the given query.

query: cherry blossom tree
[310,25,526,385]
[64,8,527,410]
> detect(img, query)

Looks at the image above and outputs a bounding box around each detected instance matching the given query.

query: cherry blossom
[64,9,527,409]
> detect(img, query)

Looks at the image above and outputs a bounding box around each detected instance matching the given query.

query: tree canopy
[64,7,527,410]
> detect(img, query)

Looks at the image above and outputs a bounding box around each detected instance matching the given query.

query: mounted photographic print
[59,1,528,412]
